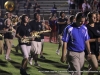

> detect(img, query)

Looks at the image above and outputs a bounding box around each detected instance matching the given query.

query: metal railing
[0,8,98,19]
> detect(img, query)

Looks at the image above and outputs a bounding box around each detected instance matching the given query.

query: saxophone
[31,30,51,37]
[20,35,40,43]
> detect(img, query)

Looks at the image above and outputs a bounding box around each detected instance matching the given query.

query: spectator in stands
[48,13,53,21]
[33,2,40,14]
[34,0,37,3]
[68,0,76,15]
[15,0,20,16]
[75,0,84,10]
[97,0,100,12]
[82,0,91,17]
[24,0,32,17]
[92,0,98,11]
[51,3,57,16]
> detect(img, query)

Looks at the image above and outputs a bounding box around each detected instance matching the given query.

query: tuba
[4,0,15,12]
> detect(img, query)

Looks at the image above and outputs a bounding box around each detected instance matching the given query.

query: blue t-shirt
[62,23,90,52]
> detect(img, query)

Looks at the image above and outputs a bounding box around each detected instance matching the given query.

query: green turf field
[0,39,100,75]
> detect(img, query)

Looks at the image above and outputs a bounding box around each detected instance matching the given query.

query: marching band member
[15,15,22,53]
[0,13,4,54]
[4,18,16,60]
[96,12,100,62]
[29,13,44,66]
[40,20,51,59]
[29,13,51,65]
[16,14,32,75]
[85,12,100,75]
[4,12,13,21]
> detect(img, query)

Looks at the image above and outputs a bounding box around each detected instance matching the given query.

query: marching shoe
[40,56,45,59]
[20,68,30,75]
[56,50,60,55]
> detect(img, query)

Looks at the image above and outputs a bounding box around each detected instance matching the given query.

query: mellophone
[20,30,51,43]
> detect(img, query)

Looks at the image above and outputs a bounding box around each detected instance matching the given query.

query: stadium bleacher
[18,0,69,19]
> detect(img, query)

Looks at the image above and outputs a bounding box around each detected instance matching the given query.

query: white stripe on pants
[20,45,31,58]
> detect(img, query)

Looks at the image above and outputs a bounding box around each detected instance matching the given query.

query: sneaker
[67,65,71,71]
[8,58,11,60]
[67,65,74,75]
[40,56,45,59]
[56,50,60,55]
[20,68,30,75]
[88,65,92,71]
[34,63,40,66]
[12,45,15,48]
[50,41,54,43]
[28,58,33,65]
[88,67,92,71]
[98,60,100,63]
[5,57,11,61]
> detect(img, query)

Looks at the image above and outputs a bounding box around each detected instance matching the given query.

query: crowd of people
[0,11,51,75]
[0,11,99,75]
[68,0,100,15]
[0,0,100,75]
[61,11,100,75]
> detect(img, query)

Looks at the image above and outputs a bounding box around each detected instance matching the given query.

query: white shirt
[82,3,91,12]
[68,0,74,4]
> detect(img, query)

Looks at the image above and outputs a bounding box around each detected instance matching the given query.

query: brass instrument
[7,25,15,33]
[31,30,51,37]
[4,0,15,12]
[20,30,51,43]
[0,30,13,33]
[21,37,30,43]
[1,25,15,34]
[21,36,40,43]
[0,34,3,38]
[0,34,2,37]
[12,15,19,25]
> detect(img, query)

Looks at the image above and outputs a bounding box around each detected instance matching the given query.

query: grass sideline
[0,38,100,75]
